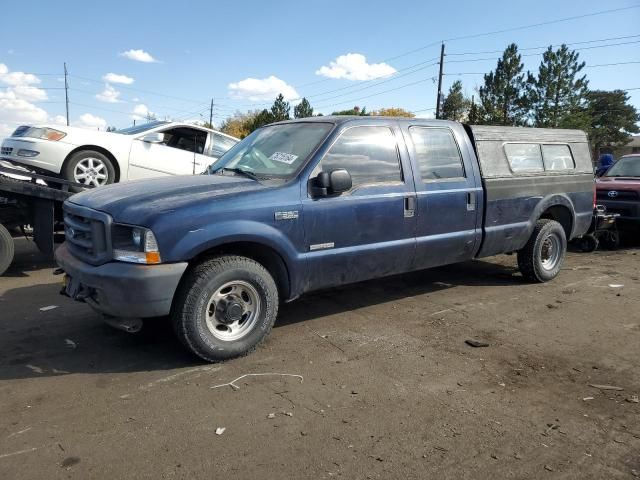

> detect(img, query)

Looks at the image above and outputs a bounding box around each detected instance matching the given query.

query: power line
[68,74,209,105]
[444,40,640,64]
[377,5,640,63]
[444,60,640,76]
[447,34,640,56]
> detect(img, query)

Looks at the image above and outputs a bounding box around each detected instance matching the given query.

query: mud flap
[33,198,54,257]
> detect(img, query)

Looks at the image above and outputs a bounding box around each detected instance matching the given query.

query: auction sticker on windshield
[269,152,298,164]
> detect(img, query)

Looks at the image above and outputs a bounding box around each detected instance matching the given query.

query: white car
[0,121,239,187]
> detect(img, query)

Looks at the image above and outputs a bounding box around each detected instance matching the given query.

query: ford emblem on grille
[607,191,618,198]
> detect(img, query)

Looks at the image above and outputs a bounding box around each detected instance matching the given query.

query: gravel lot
[0,238,639,479]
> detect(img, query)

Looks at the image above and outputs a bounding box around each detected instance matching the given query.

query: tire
[172,255,279,362]
[517,219,567,283]
[579,235,599,253]
[0,223,15,276]
[600,231,620,250]
[63,150,116,191]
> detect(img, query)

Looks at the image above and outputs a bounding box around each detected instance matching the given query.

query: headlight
[112,224,161,264]
[12,126,66,141]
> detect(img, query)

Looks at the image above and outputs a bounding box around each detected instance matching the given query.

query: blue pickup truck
[56,117,594,362]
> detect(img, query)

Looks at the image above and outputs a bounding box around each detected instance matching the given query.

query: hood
[69,174,264,222]
[596,177,640,191]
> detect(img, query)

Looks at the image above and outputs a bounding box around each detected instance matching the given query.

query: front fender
[164,220,304,295]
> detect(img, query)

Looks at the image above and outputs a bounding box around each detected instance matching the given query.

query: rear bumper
[55,242,188,318]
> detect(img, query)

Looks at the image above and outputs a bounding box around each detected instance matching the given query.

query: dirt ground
[0,237,638,479]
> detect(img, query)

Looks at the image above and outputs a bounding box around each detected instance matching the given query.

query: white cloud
[76,113,107,130]
[0,63,41,86]
[228,75,299,101]
[132,103,154,120]
[51,115,67,126]
[119,49,158,63]
[0,64,53,139]
[96,84,121,103]
[316,53,396,81]
[103,72,134,85]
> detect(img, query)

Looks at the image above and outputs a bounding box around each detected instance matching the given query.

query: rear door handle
[404,196,416,218]
[467,192,476,211]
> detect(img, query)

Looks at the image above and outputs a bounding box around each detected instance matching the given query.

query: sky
[0,0,639,137]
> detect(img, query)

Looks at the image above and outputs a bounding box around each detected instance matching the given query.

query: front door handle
[404,196,416,218]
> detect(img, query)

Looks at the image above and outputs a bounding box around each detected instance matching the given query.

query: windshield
[605,156,640,177]
[117,120,170,135]
[209,122,334,178]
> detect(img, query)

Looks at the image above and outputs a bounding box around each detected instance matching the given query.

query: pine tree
[527,45,588,128]
[441,80,470,121]
[468,95,480,124]
[249,109,274,132]
[478,43,529,125]
[586,90,640,155]
[294,98,314,118]
[271,94,291,122]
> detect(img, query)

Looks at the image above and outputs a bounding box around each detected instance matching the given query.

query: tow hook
[102,315,144,334]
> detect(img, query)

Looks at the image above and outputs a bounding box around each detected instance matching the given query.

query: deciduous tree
[371,107,415,117]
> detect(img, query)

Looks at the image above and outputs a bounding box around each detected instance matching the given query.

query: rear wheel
[517,219,567,282]
[0,224,15,276]
[63,150,116,190]
[172,255,279,362]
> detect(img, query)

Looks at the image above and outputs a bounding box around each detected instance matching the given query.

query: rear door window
[504,143,544,172]
[409,127,465,180]
[542,144,575,170]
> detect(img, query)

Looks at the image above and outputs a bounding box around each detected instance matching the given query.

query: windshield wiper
[218,167,263,181]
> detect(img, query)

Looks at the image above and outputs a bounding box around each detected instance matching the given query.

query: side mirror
[329,168,352,193]
[141,132,165,144]
[310,169,352,197]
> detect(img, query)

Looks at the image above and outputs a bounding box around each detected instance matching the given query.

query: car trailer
[0,165,89,275]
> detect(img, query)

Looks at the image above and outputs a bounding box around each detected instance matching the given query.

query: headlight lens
[12,126,66,141]
[112,224,161,264]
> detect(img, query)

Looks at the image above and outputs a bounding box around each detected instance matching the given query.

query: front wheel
[63,150,116,190]
[517,219,567,282]
[172,255,279,362]
[0,224,15,276]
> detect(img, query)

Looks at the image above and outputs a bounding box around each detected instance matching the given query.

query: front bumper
[55,242,188,318]
[1,137,74,174]
[598,199,640,223]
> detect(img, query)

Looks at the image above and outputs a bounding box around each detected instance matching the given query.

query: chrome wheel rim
[540,234,562,271]
[74,157,108,187]
[205,281,261,341]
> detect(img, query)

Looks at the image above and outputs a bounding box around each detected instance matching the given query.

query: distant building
[620,135,640,156]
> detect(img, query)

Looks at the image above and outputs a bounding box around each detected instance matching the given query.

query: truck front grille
[63,203,112,265]
[597,190,639,201]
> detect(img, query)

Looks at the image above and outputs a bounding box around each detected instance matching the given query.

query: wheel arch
[187,241,292,301]
[539,203,573,240]
[62,145,121,182]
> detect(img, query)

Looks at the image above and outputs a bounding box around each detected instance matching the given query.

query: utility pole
[209,98,214,128]
[64,62,70,126]
[435,43,445,120]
